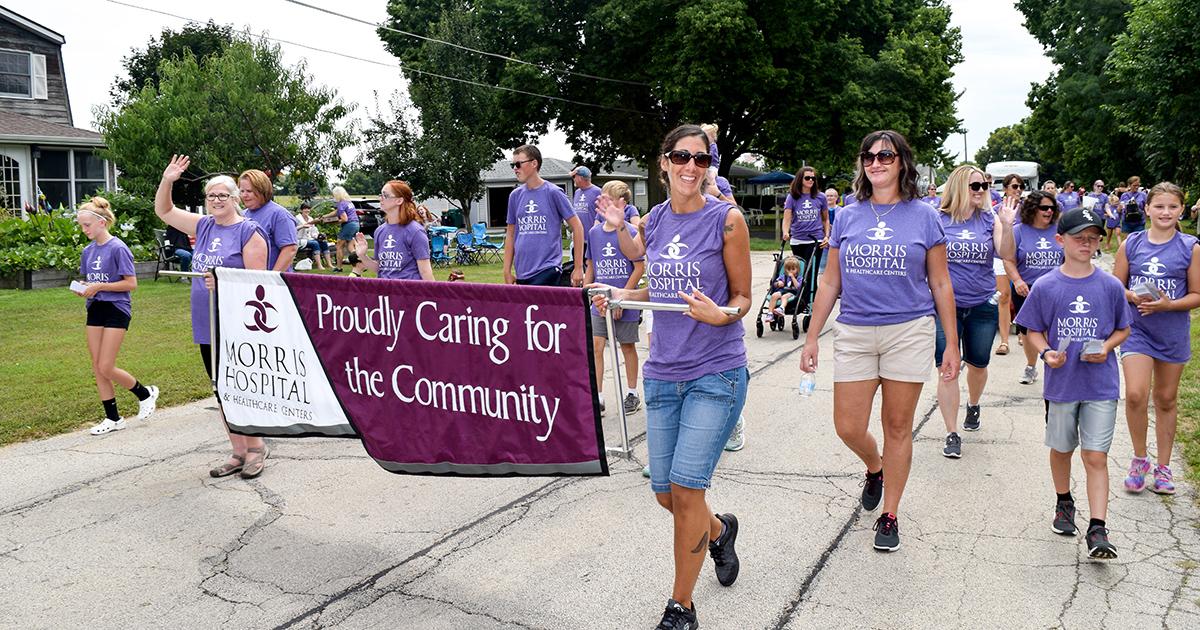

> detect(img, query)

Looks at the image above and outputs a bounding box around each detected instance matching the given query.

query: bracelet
[1039,348,1051,361]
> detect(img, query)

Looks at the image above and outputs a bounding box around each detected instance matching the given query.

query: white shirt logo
[1141,256,1167,276]
[208,238,223,252]
[91,257,103,270]
[802,199,813,209]
[524,200,539,214]
[866,221,893,241]
[602,242,616,257]
[384,234,396,249]
[956,229,975,240]
[661,234,690,260]
[1036,237,1053,250]
[1068,295,1091,314]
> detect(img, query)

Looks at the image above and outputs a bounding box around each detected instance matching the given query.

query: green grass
[1175,314,1200,491]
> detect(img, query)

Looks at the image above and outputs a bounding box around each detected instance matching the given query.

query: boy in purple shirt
[1015,207,1131,559]
[503,144,585,286]
[584,218,644,415]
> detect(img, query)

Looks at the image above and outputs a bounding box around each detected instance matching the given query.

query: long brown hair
[657,124,711,191]
[386,180,419,225]
[1019,191,1060,226]
[789,166,818,199]
[851,130,920,202]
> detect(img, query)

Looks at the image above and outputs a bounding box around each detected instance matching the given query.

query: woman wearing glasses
[933,166,1016,458]
[352,181,434,281]
[592,124,750,630]
[782,166,830,307]
[155,155,271,479]
[800,130,959,551]
[994,174,1026,355]
[1002,192,1064,385]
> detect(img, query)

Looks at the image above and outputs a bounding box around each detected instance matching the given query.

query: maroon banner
[279,273,607,476]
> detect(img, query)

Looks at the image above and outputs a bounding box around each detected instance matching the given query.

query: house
[0,7,115,214]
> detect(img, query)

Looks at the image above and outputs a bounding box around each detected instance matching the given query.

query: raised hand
[998,194,1018,225]
[162,155,189,183]
[353,232,369,259]
[595,194,625,229]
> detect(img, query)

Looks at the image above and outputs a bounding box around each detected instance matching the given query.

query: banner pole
[207,270,217,392]
[605,296,632,460]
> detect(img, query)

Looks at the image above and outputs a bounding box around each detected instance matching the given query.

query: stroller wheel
[792,321,800,340]
[803,314,812,332]
[755,319,764,337]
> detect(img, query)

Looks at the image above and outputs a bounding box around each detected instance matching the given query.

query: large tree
[110,20,235,104]
[378,0,963,182]
[974,121,1070,184]
[94,34,355,206]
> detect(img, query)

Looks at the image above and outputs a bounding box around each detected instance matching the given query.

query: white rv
[985,161,1039,195]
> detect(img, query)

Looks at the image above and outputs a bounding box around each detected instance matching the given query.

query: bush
[0,198,157,276]
[85,188,158,246]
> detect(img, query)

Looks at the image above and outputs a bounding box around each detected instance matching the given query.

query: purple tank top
[190,216,266,344]
[1122,231,1198,363]
[642,196,746,382]
[81,237,136,317]
[940,208,996,307]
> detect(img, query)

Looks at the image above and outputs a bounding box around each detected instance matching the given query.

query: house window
[0,154,19,211]
[74,152,107,203]
[0,51,31,97]
[36,148,109,209]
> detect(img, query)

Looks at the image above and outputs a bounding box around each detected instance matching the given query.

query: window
[0,50,46,99]
[0,154,19,211]
[74,152,107,203]
[36,148,110,209]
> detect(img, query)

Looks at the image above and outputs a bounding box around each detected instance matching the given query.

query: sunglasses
[802,175,815,181]
[664,150,713,168]
[1039,204,1055,210]
[510,159,534,169]
[860,150,897,166]
[969,182,990,192]
[1009,183,1025,190]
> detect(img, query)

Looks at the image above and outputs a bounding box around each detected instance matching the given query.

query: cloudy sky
[6,0,1054,169]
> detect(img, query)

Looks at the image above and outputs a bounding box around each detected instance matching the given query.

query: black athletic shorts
[86,300,131,329]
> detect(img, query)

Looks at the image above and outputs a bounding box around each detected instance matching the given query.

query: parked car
[302,197,384,238]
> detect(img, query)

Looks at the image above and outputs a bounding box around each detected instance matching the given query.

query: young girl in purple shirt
[353,180,433,281]
[74,197,159,435]
[1112,183,1200,495]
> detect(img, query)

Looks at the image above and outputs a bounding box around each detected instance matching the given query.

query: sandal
[240,446,270,479]
[996,343,1009,355]
[210,454,245,478]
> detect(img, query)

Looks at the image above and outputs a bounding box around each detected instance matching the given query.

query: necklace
[870,200,899,221]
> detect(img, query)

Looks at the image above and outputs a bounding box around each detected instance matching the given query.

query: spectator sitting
[165,224,193,272]
[295,202,334,270]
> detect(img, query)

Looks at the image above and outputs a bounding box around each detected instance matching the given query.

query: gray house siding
[0,14,71,125]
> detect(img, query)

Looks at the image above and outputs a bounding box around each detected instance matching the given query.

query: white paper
[1134,281,1162,300]
[69,280,87,294]
[1080,339,1105,358]
[1056,337,1072,355]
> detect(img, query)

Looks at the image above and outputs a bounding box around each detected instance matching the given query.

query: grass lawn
[1175,315,1200,489]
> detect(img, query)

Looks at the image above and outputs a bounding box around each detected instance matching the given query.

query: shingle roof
[0,110,104,144]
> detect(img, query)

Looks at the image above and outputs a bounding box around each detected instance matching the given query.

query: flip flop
[996,343,1009,355]
[210,454,245,478]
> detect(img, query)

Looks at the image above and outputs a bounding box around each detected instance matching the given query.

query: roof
[0,110,104,146]
[483,156,648,184]
[0,7,66,45]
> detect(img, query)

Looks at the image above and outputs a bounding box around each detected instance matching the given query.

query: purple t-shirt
[80,237,136,317]
[642,196,746,381]
[1122,231,1198,363]
[709,142,720,170]
[506,181,576,280]
[921,195,941,209]
[1056,192,1080,211]
[786,192,828,242]
[715,176,733,199]
[586,221,642,322]
[191,216,266,344]
[336,200,359,223]
[244,200,299,271]
[1087,193,1117,228]
[941,208,996,307]
[1120,191,1147,224]
[623,204,640,223]
[573,185,601,227]
[1014,268,1132,402]
[1011,223,1063,287]
[373,220,431,280]
[830,199,947,326]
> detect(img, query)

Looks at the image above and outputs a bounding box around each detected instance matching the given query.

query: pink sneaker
[773,307,785,317]
[1151,464,1175,495]
[763,313,773,323]
[1124,457,1151,492]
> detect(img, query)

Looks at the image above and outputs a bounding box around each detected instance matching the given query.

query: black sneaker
[624,392,642,414]
[1086,525,1117,559]
[708,513,739,586]
[942,432,962,458]
[873,513,899,551]
[963,404,981,431]
[1051,500,1076,535]
[598,398,606,416]
[861,471,883,511]
[655,599,698,630]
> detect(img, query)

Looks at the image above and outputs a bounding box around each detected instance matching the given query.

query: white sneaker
[136,385,159,420]
[89,418,126,435]
[1019,365,1038,385]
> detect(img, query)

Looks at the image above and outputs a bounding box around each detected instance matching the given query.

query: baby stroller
[755,241,819,339]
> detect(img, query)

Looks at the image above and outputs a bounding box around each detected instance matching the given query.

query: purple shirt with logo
[373,221,431,280]
[244,200,299,270]
[1015,268,1132,402]
[1088,192,1117,228]
[642,196,746,381]
[1056,192,1080,212]
[80,237,136,317]
[830,199,947,326]
[1011,223,1064,286]
[941,209,997,307]
[573,185,601,227]
[507,181,576,280]
[921,195,941,209]
[1122,231,1198,363]
[786,192,828,242]
[336,200,359,222]
[586,221,642,322]
[191,216,266,344]
[1120,191,1147,224]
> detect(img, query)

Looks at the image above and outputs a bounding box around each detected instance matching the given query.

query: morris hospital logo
[384,234,396,249]
[1141,256,1167,276]
[602,242,616,257]
[208,238,223,253]
[955,229,975,240]
[866,221,893,241]
[1068,295,1090,314]
[91,257,103,270]
[245,285,278,333]
[524,200,539,214]
[661,234,690,260]
[1036,237,1053,250]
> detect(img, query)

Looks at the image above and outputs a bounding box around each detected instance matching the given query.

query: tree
[340,168,391,197]
[94,34,355,207]
[974,124,1038,166]
[378,0,963,183]
[110,21,235,104]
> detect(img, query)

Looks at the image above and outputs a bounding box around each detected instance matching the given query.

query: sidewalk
[2,251,1198,629]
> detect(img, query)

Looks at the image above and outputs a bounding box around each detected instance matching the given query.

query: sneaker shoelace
[1055,502,1073,521]
[874,514,898,536]
[709,527,733,566]
[658,603,692,629]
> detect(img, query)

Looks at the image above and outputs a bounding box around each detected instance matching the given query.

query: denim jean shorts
[935,300,999,368]
[644,367,749,494]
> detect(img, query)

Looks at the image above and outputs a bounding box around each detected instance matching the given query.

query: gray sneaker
[724,415,745,451]
[942,432,962,458]
[1019,365,1038,385]
[623,392,641,414]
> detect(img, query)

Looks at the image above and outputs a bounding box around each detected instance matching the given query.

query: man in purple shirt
[503,144,585,286]
[570,166,602,227]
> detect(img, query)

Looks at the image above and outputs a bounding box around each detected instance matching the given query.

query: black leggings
[199,343,213,379]
[789,242,823,306]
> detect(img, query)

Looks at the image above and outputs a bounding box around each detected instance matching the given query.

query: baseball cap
[574,166,592,178]
[1057,207,1105,235]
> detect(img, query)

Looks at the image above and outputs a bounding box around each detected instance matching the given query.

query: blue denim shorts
[644,367,749,494]
[935,300,999,368]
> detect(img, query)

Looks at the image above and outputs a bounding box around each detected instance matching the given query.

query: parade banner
[212,268,607,476]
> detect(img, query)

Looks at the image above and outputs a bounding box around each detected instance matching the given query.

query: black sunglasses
[860,150,897,166]
[969,182,990,191]
[510,159,535,169]
[1038,204,1055,210]
[664,150,713,168]
[1009,183,1025,190]
[802,175,815,181]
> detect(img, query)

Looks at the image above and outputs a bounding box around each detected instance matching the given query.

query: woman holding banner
[593,124,751,630]
[155,155,272,479]
[352,180,434,281]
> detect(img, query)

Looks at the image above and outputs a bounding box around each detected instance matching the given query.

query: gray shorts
[1044,399,1117,453]
[591,313,640,344]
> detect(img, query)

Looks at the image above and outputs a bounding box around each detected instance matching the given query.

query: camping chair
[471,222,503,263]
[429,232,453,268]
[454,231,481,266]
[153,228,179,282]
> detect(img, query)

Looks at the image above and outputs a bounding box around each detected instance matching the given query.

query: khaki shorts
[833,316,936,383]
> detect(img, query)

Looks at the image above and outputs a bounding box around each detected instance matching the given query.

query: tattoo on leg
[690,532,709,554]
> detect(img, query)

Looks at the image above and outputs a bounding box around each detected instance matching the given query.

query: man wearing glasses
[503,145,586,286]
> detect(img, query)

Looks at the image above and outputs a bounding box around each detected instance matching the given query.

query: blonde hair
[238,169,273,202]
[601,180,632,204]
[331,186,351,203]
[782,256,800,275]
[78,196,115,226]
[939,164,987,223]
[700,123,718,136]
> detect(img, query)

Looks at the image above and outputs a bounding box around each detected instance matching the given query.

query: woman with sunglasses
[782,166,829,307]
[800,130,959,551]
[1057,181,1081,211]
[994,174,1026,355]
[352,181,434,281]
[591,124,750,630]
[1002,192,1064,385]
[933,166,1016,458]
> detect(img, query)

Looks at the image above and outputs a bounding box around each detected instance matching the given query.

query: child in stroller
[756,244,818,339]
[766,256,801,322]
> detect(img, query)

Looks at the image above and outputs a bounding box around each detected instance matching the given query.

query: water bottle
[799,372,816,398]
[987,291,1001,305]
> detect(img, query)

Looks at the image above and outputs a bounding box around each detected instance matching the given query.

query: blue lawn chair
[471,222,504,263]
[455,232,481,265]
[429,232,453,268]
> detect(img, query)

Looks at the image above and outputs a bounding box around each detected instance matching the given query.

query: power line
[283,0,649,87]
[104,0,655,116]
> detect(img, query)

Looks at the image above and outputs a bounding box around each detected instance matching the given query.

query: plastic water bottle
[987,291,1001,305]
[799,372,816,398]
